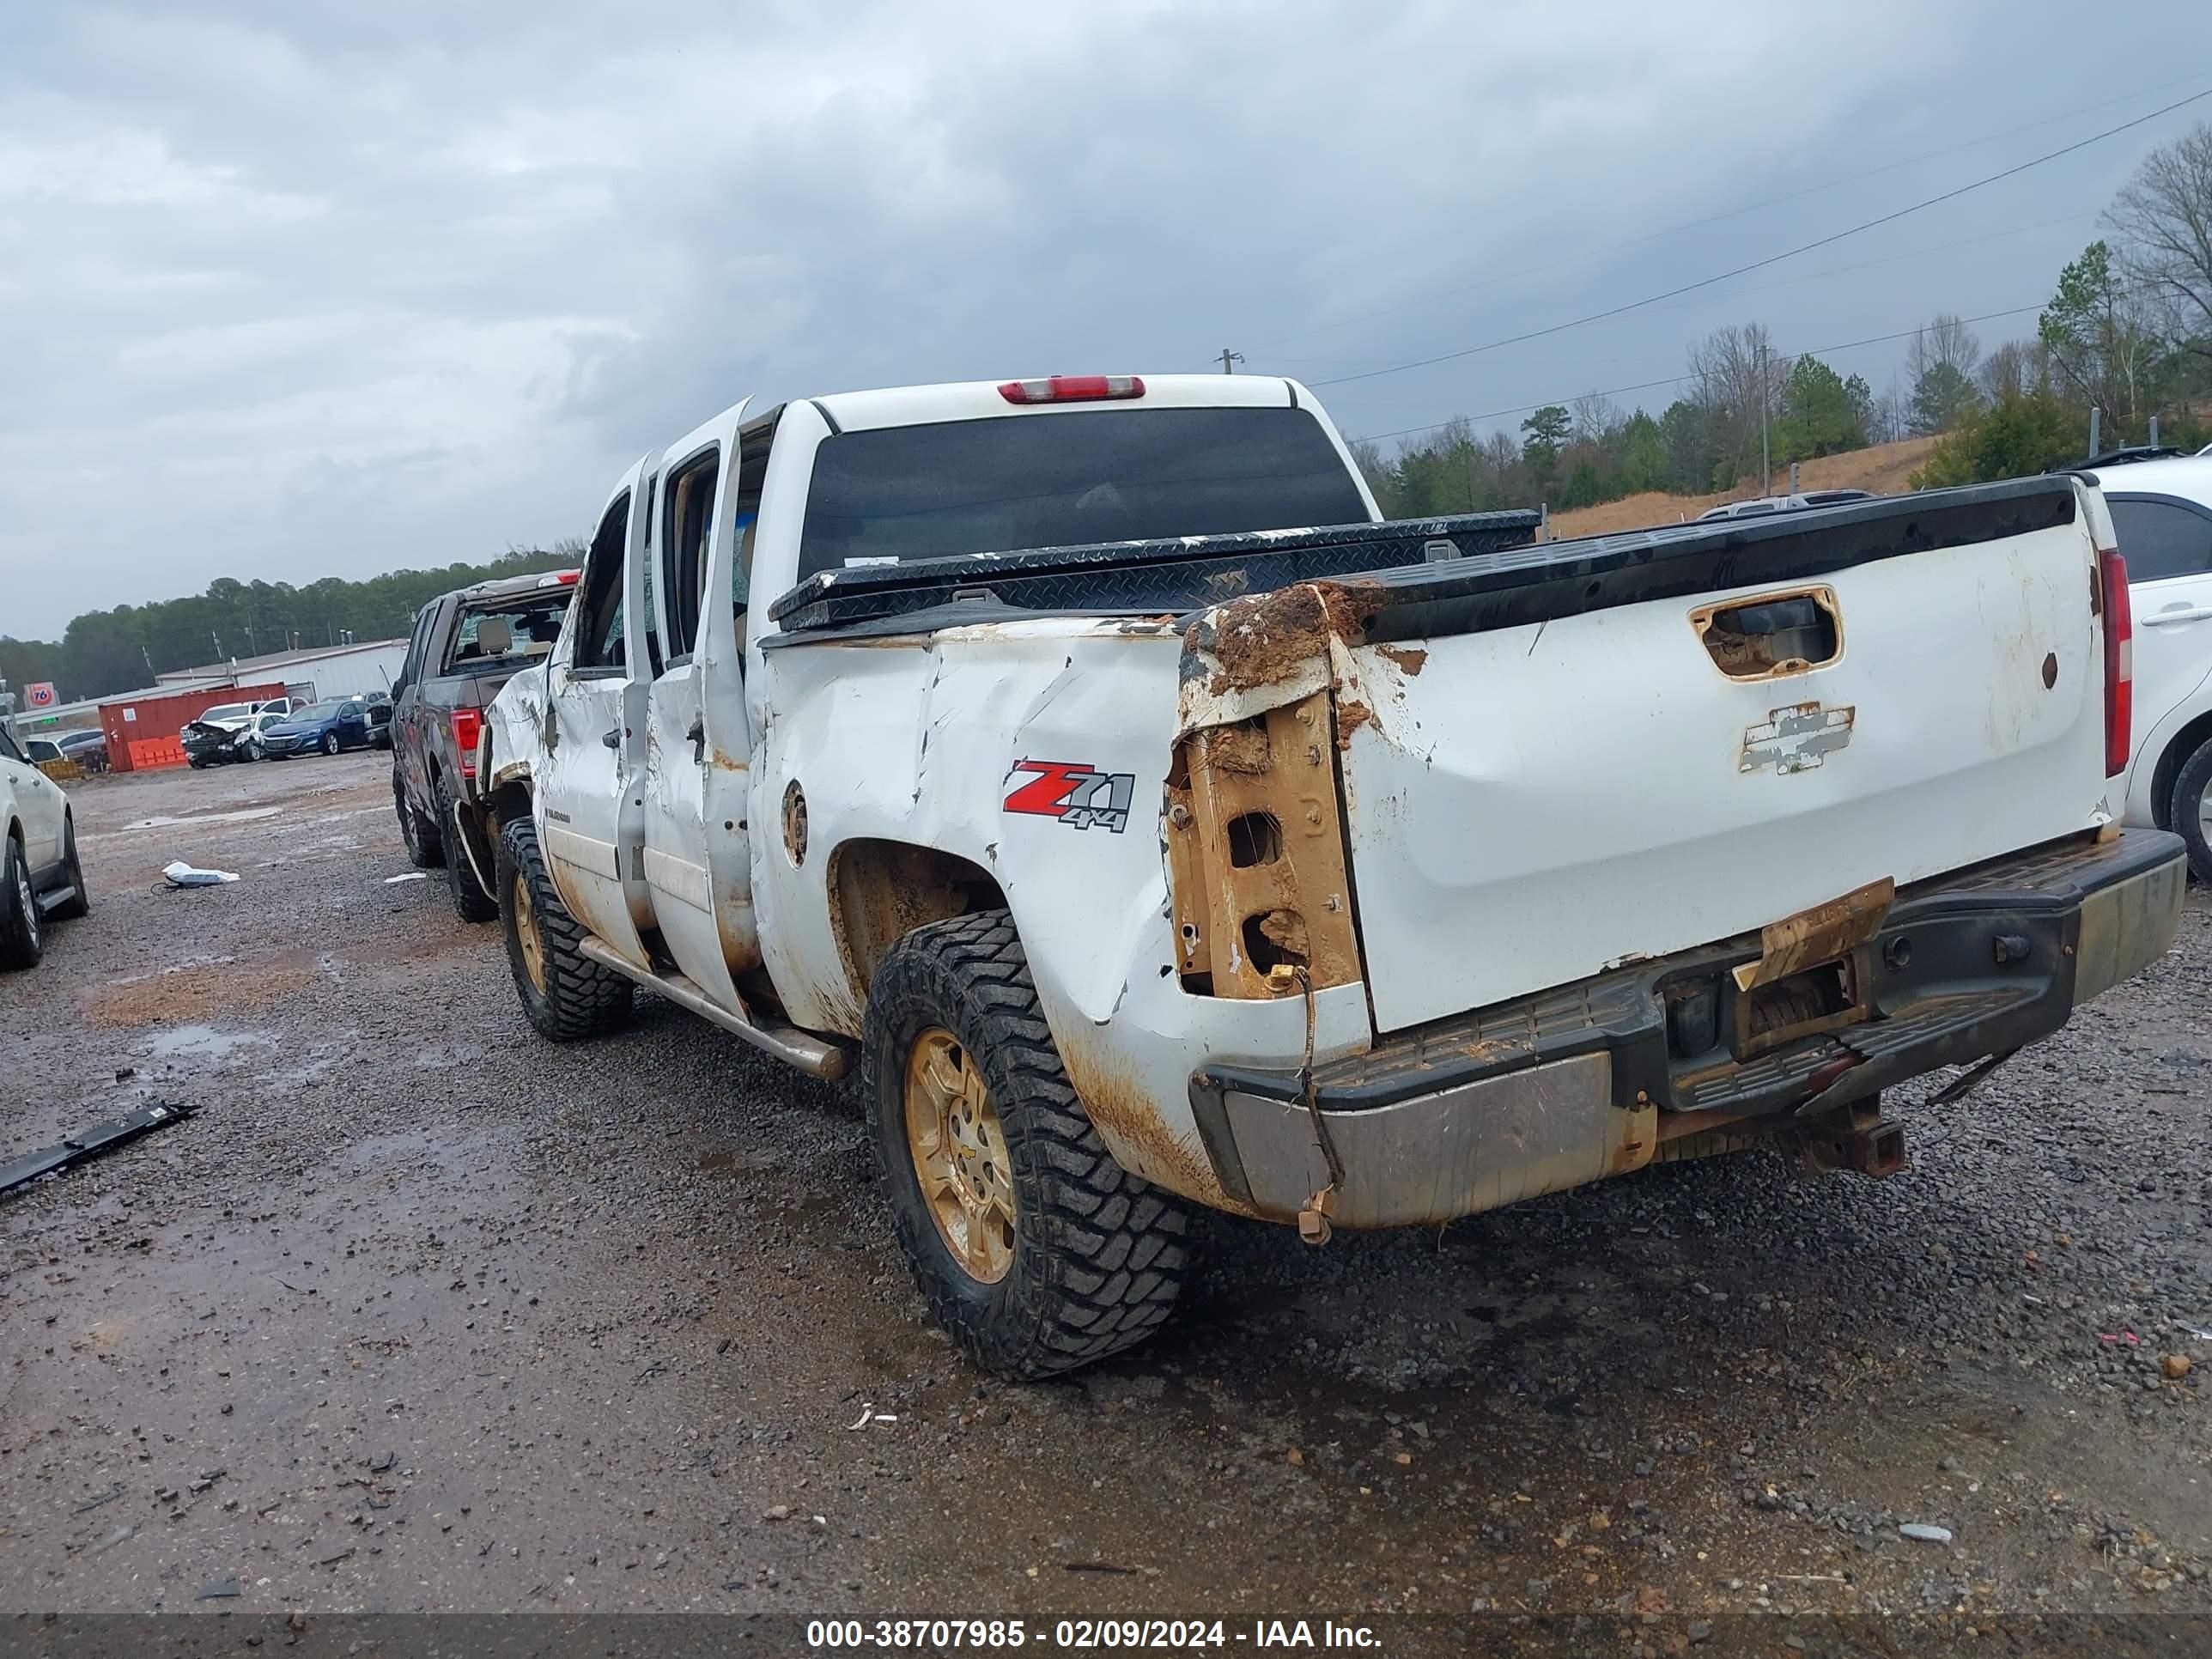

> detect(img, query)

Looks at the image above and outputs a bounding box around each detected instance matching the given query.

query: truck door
[538,459,656,969]
[640,398,761,1013]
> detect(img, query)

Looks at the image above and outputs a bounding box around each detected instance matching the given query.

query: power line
[1247,70,2212,355]
[1226,212,2089,374]
[1308,87,2212,392]
[1346,302,2045,448]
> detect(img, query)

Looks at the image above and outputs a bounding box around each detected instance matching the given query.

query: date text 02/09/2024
[804,1619,1382,1649]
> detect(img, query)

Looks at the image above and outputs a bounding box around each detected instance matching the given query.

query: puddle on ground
[118,808,284,831]
[140,1024,273,1060]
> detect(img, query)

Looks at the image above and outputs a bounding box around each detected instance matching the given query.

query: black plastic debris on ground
[0,1100,198,1196]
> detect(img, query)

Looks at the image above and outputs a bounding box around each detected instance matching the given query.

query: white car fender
[2124,660,2212,825]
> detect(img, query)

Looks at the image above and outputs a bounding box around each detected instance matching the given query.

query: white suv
[2079,453,2212,880]
[0,724,89,968]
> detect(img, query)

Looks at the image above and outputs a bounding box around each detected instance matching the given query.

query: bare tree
[1870,373,1910,445]
[2104,120,2212,356]
[1978,337,2063,404]
[1687,323,1788,485]
[1906,313,1982,382]
[1570,392,1621,445]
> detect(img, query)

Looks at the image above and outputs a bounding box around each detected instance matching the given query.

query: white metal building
[154,638,410,702]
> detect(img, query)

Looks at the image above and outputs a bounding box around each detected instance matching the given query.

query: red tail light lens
[2099,547,2131,778]
[997,374,1146,405]
[452,708,483,779]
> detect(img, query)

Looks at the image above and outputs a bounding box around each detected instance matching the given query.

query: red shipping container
[100,683,292,774]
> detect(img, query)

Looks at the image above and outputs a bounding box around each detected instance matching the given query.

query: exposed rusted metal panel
[1169,691,1358,999]
[1730,877,1894,993]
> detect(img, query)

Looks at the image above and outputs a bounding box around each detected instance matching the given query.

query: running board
[574,936,852,1079]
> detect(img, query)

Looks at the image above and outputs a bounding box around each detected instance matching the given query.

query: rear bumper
[1188,829,2186,1228]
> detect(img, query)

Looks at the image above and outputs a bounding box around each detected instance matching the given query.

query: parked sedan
[258,698,376,759]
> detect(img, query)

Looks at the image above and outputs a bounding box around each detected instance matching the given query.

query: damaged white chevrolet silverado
[465,372,2187,1377]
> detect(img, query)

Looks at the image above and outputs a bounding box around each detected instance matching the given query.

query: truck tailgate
[1327,479,2111,1032]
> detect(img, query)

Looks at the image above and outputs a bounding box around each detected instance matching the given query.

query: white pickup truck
[469,372,2186,1377]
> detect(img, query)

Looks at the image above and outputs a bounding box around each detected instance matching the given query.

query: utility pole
[1757,335,1772,496]
[1218,349,1243,374]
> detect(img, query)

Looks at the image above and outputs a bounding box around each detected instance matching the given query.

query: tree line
[1,544,582,706]
[1358,121,2212,518]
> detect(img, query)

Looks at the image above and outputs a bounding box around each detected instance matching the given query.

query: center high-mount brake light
[452,708,483,780]
[997,375,1146,405]
[2099,546,2132,777]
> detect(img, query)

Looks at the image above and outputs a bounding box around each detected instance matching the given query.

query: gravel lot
[4,754,2212,1650]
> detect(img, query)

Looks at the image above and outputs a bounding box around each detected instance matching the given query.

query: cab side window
[398,605,435,696]
[573,489,633,673]
[662,450,718,662]
[0,729,26,765]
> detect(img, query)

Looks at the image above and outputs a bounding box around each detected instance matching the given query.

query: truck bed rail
[766,510,1543,632]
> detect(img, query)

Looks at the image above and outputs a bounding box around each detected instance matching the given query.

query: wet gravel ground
[4,755,2211,1650]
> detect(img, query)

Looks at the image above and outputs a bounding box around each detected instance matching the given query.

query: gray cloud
[3,0,2208,635]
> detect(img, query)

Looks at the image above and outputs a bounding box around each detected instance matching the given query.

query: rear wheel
[49,816,89,921]
[496,816,631,1041]
[437,775,497,923]
[2170,737,2212,884]
[394,771,445,867]
[863,909,1194,1379]
[0,834,42,971]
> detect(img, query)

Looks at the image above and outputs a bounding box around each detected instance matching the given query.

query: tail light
[452,708,483,779]
[997,374,1145,405]
[2099,547,2131,777]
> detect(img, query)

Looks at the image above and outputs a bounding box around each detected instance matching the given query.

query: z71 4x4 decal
[1003,760,1135,834]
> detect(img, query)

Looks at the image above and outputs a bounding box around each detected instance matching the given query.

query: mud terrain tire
[496,816,631,1041]
[863,909,1194,1379]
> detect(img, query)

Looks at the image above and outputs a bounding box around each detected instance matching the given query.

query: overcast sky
[4,0,2210,639]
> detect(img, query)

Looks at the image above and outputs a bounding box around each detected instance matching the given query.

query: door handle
[2142,606,2212,626]
[687,716,706,765]
[602,728,622,749]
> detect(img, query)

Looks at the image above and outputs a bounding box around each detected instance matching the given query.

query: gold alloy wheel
[512,870,548,993]
[903,1028,1017,1284]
